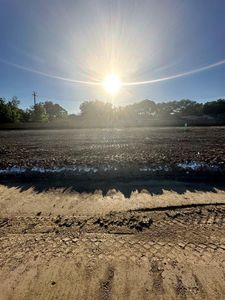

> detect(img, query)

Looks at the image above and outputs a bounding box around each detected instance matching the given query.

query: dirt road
[0,186,225,299]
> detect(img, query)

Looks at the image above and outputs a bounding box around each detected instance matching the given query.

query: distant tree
[29,103,48,122]
[0,98,69,123]
[1,95,225,126]
[79,100,113,126]
[171,100,203,116]
[132,99,157,115]
[0,96,22,123]
[7,96,22,122]
[121,100,157,121]
[156,101,176,117]
[0,97,8,122]
[80,100,112,116]
[19,109,31,122]
[156,100,203,117]
[203,99,225,117]
[42,101,68,121]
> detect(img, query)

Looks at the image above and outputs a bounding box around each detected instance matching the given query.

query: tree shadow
[1,176,224,198]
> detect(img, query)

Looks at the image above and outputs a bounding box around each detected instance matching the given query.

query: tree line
[0,97,67,123]
[76,99,225,126]
[0,96,225,126]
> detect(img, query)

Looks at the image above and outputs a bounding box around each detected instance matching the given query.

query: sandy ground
[0,183,225,216]
[0,184,225,299]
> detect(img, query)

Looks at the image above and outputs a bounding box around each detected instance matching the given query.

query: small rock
[62,237,70,243]
[178,242,186,248]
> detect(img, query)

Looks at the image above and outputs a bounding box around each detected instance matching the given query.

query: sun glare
[103,74,121,95]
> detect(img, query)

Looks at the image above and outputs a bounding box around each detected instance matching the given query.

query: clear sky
[0,0,225,113]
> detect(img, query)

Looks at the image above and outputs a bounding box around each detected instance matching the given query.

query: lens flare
[1,57,225,89]
[103,74,121,95]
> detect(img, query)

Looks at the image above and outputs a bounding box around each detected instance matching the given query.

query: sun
[103,74,122,95]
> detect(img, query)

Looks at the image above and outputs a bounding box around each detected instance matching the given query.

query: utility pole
[32,91,37,106]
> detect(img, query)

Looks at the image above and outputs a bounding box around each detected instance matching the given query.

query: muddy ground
[0,127,225,299]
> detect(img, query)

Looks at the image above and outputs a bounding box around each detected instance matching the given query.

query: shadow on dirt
[1,176,225,197]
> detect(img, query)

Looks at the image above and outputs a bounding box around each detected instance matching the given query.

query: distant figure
[184,122,188,131]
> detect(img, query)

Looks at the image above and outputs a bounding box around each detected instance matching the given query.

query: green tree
[203,99,225,117]
[30,103,48,122]
[0,97,8,122]
[0,97,22,123]
[79,100,113,126]
[19,109,31,122]
[43,101,68,121]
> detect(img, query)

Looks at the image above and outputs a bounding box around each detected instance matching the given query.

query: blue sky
[0,0,225,113]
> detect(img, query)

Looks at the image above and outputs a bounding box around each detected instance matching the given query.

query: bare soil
[1,127,225,299]
[0,186,225,299]
[0,127,225,168]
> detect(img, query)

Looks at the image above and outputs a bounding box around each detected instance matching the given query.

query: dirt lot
[0,127,225,167]
[0,127,225,191]
[0,127,225,299]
